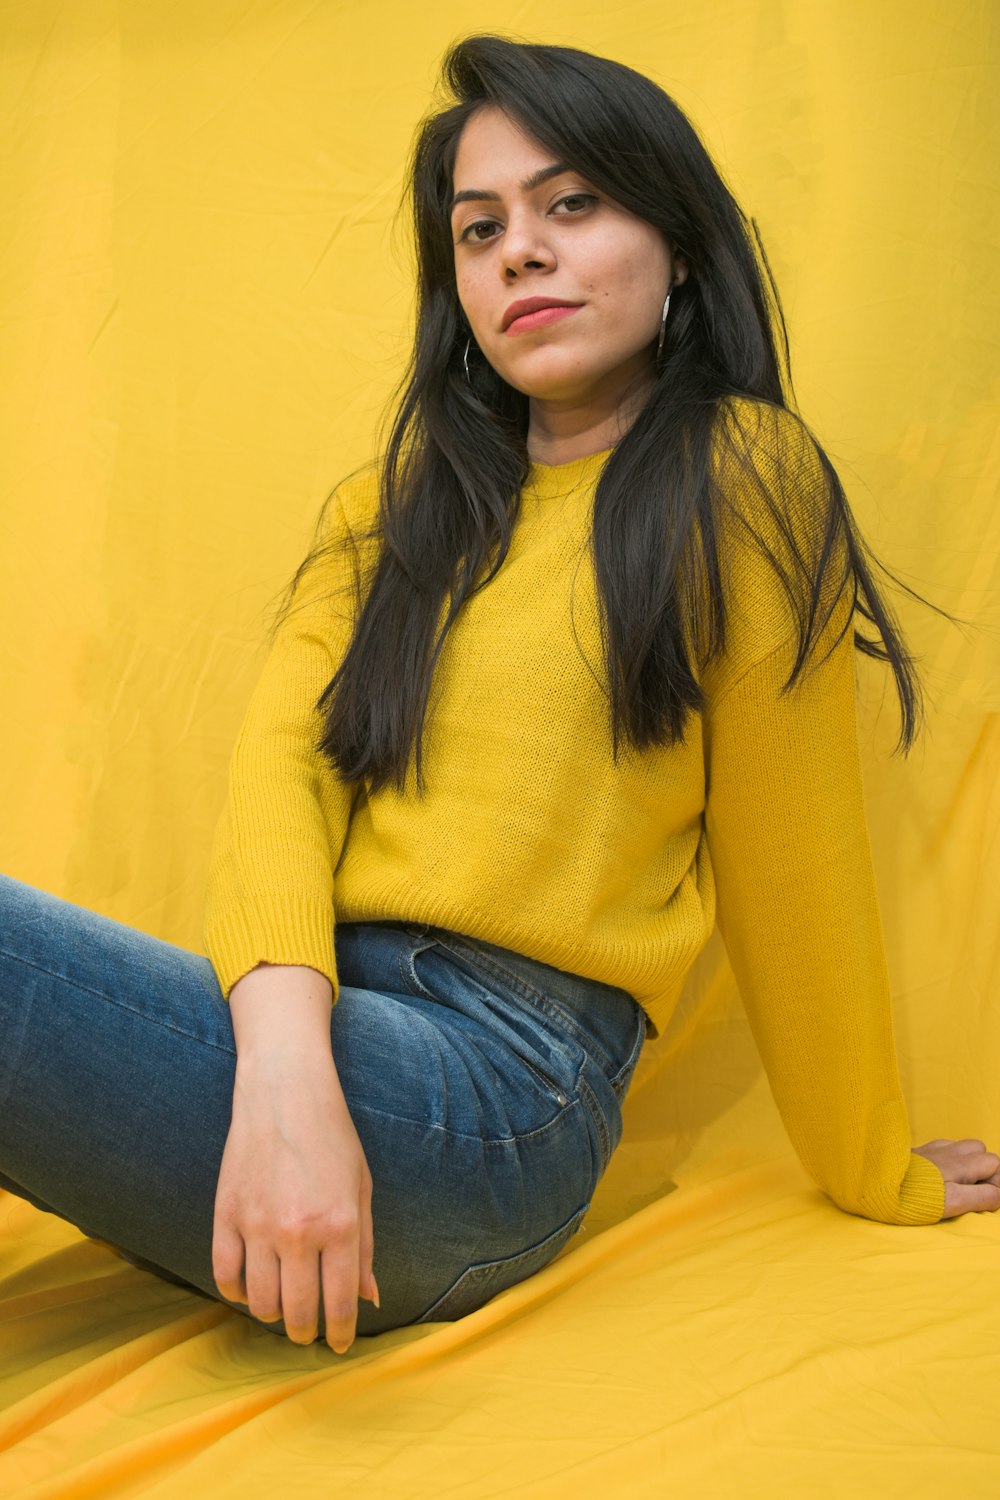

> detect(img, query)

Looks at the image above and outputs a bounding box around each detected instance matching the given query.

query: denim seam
[412,1200,592,1323]
[350,1091,583,1149]
[428,933,615,1071]
[609,1008,647,1094]
[577,1072,611,1173]
[397,947,414,997]
[0,947,237,1058]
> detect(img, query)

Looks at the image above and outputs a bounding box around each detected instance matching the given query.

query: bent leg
[0,873,253,1311]
[0,880,598,1342]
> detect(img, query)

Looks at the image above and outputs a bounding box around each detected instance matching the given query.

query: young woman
[2,34,997,1359]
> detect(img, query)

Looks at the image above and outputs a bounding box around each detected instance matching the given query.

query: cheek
[615,241,661,296]
[457,270,490,327]
[587,279,650,338]
[585,233,661,303]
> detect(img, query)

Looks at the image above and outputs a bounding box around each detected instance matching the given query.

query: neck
[524,357,656,466]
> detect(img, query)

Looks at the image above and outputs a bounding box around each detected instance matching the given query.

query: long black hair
[270,32,964,796]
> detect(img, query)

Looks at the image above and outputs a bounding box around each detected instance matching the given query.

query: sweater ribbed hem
[331,874,702,1040]
[204,893,337,1003]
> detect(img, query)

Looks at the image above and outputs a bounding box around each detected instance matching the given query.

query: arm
[203,486,364,1005]
[215,958,379,1351]
[204,484,380,1350]
[702,584,947,1225]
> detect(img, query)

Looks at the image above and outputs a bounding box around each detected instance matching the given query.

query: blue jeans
[0,873,646,1339]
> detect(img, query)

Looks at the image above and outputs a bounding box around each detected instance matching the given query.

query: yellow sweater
[204,400,947,1226]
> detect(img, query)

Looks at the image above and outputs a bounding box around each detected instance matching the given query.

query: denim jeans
[0,872,646,1339]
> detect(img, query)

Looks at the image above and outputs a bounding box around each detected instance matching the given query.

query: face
[450,104,688,418]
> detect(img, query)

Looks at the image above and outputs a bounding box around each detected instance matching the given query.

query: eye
[553,193,596,215]
[457,217,501,246]
[456,192,597,245]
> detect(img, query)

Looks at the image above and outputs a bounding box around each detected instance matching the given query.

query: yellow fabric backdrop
[2,2,998,1494]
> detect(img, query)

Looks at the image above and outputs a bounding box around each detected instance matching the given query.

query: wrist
[229,962,336,1067]
[233,1046,342,1097]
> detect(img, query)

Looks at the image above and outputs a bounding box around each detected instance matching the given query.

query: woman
[2,34,997,1359]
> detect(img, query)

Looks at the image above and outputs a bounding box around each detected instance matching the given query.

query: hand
[912,1138,1000,1220]
[212,1058,379,1353]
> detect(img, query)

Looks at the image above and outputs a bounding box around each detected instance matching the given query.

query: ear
[671,247,690,287]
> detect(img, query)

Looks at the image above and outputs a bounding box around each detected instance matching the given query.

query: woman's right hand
[912,1138,1000,1220]
[212,1055,379,1353]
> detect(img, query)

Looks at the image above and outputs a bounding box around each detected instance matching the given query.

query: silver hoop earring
[463,338,471,382]
[656,288,673,366]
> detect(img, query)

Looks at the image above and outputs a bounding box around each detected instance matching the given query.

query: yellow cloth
[203,399,946,1227]
[4,5,999,1494]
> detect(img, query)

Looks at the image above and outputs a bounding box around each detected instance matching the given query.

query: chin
[497,361,605,402]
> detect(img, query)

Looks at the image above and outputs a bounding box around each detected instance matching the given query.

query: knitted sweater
[203,399,947,1226]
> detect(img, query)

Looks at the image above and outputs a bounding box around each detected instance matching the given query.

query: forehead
[452,105,553,182]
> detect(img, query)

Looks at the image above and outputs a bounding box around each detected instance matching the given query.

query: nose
[500,209,556,278]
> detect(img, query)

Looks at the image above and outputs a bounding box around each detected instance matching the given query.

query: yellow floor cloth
[2,2,998,1495]
[3,1136,1000,1497]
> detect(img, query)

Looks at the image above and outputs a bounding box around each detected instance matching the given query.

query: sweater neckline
[526,445,615,497]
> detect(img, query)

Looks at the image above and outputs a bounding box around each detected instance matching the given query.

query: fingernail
[371,1273,380,1309]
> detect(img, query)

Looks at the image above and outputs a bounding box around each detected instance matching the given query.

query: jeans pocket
[397,933,443,998]
[403,936,580,1113]
[413,1201,591,1324]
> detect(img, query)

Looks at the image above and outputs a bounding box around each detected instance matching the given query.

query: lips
[501,297,584,332]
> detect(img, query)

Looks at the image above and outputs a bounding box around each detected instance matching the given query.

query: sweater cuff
[859,1149,946,1225]
[204,893,338,1003]
[893,1149,948,1225]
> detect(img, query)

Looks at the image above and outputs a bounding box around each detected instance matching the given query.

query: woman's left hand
[912,1138,1000,1219]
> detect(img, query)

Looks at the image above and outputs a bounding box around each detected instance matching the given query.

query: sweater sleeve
[203,487,364,1003]
[702,583,946,1225]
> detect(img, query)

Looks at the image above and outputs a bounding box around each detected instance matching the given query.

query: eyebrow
[449,161,575,217]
